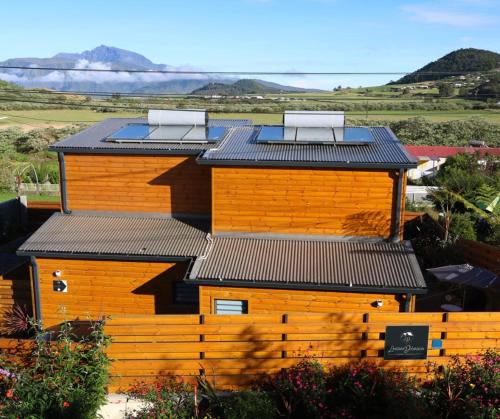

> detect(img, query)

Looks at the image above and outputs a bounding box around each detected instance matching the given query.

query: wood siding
[199,285,406,314]
[36,258,192,328]
[64,154,211,214]
[212,166,399,237]
[0,264,32,321]
[102,311,500,391]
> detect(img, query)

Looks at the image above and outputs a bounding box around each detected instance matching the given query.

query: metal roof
[49,118,251,154]
[17,213,209,259]
[198,126,417,169]
[189,236,426,292]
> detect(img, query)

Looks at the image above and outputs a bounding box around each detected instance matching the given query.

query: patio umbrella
[427,264,499,290]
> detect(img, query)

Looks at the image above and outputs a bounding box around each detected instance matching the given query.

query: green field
[0,192,60,203]
[0,106,499,130]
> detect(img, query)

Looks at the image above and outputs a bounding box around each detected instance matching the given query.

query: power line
[0,65,486,76]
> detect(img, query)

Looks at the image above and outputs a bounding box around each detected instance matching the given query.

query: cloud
[0,59,221,88]
[401,4,498,27]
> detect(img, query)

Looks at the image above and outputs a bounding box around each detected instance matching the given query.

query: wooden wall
[35,258,192,328]
[0,264,32,323]
[457,238,500,275]
[103,311,500,391]
[212,166,400,238]
[199,285,406,314]
[64,154,211,214]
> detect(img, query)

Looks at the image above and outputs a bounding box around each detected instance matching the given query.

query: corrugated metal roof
[405,145,500,160]
[190,236,426,291]
[49,118,251,154]
[199,126,416,168]
[18,213,209,258]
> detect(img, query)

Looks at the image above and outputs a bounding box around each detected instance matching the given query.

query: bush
[422,351,499,419]
[325,362,423,419]
[0,320,110,418]
[262,360,328,419]
[126,376,194,419]
[220,391,277,419]
[449,213,477,241]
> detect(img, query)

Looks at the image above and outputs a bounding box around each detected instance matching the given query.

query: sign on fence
[384,325,429,360]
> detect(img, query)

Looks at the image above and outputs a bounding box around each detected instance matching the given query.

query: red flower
[6,389,14,398]
[63,401,70,408]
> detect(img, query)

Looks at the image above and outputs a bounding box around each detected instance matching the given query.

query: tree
[437,82,455,97]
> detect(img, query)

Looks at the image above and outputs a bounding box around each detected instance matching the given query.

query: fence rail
[104,311,500,392]
[457,238,500,275]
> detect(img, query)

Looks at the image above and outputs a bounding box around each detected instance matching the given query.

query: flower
[0,368,14,379]
[63,401,70,408]
[6,389,14,398]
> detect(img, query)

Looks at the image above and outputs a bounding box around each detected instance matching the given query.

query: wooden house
[18,110,426,329]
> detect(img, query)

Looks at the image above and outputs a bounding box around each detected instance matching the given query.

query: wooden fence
[104,311,500,392]
[457,238,500,275]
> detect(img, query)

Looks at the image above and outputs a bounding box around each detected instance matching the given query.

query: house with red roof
[405,145,500,180]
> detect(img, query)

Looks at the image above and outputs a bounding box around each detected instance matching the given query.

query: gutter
[196,157,417,170]
[58,152,71,214]
[17,251,194,263]
[184,278,428,295]
[30,256,42,327]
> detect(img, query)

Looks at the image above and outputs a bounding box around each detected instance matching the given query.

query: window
[214,299,248,315]
[173,282,199,305]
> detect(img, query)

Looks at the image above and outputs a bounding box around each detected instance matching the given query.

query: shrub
[0,320,110,418]
[324,362,424,419]
[449,213,477,241]
[422,351,499,419]
[262,360,327,419]
[126,377,195,419]
[220,391,277,419]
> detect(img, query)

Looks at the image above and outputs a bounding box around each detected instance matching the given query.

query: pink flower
[6,389,14,398]
[63,401,70,408]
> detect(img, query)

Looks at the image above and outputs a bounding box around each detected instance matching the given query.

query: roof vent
[148,109,207,126]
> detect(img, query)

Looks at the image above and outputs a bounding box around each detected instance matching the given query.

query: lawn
[0,191,60,203]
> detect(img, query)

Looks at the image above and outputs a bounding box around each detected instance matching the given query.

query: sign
[384,325,429,360]
[53,280,67,293]
[432,339,443,349]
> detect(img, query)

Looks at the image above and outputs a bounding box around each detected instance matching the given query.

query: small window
[214,299,248,315]
[173,282,199,305]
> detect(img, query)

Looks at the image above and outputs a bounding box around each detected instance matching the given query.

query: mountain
[0,45,317,94]
[391,48,500,85]
[191,79,322,95]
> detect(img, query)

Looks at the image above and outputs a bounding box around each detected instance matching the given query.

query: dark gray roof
[198,126,417,169]
[17,213,209,259]
[49,118,251,155]
[189,236,426,292]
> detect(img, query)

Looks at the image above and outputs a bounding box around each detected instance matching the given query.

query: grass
[0,107,499,130]
[0,191,60,203]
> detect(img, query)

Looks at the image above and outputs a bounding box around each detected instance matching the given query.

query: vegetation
[125,354,499,419]
[0,320,110,418]
[393,48,500,84]
[427,152,499,245]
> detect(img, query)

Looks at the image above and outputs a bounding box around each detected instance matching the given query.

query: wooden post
[361,313,369,358]
[281,314,288,359]
[440,312,448,357]
[199,314,205,360]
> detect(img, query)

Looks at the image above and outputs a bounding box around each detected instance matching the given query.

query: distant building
[405,146,500,180]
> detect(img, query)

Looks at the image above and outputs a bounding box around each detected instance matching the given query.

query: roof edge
[184,278,428,295]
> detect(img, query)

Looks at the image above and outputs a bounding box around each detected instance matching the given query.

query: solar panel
[256,126,374,145]
[106,123,227,144]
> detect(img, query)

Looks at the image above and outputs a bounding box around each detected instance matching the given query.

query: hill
[0,46,316,94]
[391,48,500,85]
[191,79,321,95]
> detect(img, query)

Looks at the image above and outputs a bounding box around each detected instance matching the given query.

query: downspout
[391,168,405,242]
[58,152,71,214]
[404,292,412,312]
[30,256,43,328]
